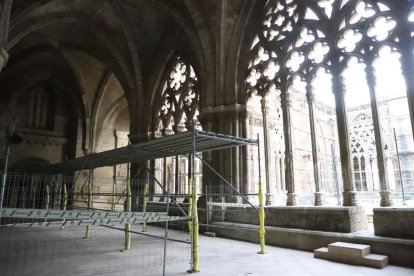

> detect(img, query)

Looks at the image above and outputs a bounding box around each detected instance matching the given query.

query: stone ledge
[200,222,414,268]
[373,207,414,239]
[209,206,367,233]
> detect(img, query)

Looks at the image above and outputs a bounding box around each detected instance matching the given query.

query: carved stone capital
[281,92,292,109]
[332,75,346,96]
[306,85,315,102]
[260,98,269,114]
[249,115,263,127]
[364,64,376,87]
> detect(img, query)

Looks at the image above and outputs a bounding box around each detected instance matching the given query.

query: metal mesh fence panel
[0,172,191,275]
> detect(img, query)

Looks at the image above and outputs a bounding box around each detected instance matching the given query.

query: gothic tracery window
[247,0,414,206]
[153,56,201,201]
[350,113,375,191]
[156,56,200,135]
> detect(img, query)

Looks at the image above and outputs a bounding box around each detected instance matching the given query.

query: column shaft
[331,73,357,206]
[261,98,273,205]
[281,88,296,206]
[306,85,322,206]
[365,65,392,206]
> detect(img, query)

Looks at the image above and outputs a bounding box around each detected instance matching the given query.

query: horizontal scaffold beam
[44,130,259,173]
[1,208,189,228]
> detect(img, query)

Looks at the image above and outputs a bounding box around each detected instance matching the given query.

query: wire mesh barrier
[0,172,191,275]
[197,185,261,245]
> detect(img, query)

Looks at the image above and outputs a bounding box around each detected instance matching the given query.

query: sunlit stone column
[306,85,323,206]
[260,98,273,205]
[365,65,392,207]
[281,90,296,206]
[331,73,357,206]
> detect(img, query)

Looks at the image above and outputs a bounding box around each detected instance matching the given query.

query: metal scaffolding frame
[1,129,263,274]
[45,130,258,174]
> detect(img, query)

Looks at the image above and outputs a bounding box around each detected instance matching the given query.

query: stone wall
[204,205,367,233]
[373,207,414,239]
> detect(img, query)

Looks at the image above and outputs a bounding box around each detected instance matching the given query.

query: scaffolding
[0,129,263,274]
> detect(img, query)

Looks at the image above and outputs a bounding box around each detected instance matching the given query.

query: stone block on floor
[314,242,388,269]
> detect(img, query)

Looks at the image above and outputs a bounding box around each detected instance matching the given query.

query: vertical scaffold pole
[142,182,149,232]
[393,128,406,205]
[112,181,116,211]
[125,160,131,250]
[60,180,67,230]
[85,169,93,238]
[187,154,193,234]
[45,183,51,209]
[62,181,67,210]
[257,133,266,254]
[162,162,171,276]
[0,121,16,221]
[188,129,199,273]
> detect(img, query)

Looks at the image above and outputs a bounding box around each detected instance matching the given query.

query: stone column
[242,110,252,197]
[232,110,240,192]
[260,98,273,205]
[281,90,296,206]
[399,25,414,143]
[0,0,12,72]
[331,73,357,206]
[306,85,323,206]
[365,65,392,206]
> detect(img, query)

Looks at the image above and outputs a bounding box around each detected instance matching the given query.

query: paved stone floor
[150,235,414,276]
[0,226,413,276]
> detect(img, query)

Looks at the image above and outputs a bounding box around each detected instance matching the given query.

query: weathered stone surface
[315,242,388,269]
[206,206,367,233]
[200,222,414,268]
[373,207,414,239]
[328,242,371,258]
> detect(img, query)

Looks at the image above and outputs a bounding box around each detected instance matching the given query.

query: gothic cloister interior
[0,0,414,275]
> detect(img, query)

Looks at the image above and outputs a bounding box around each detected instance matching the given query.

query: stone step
[314,242,388,269]
[328,242,371,258]
[314,247,328,259]
[363,254,389,269]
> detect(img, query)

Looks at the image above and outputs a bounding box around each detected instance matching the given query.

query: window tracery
[247,0,414,203]
[156,56,200,134]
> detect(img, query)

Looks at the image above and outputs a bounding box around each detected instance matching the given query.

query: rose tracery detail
[157,57,200,133]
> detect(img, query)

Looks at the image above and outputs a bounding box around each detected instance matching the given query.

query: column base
[265,193,273,206]
[0,48,9,72]
[314,192,323,206]
[379,190,393,207]
[342,191,357,206]
[286,193,297,206]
